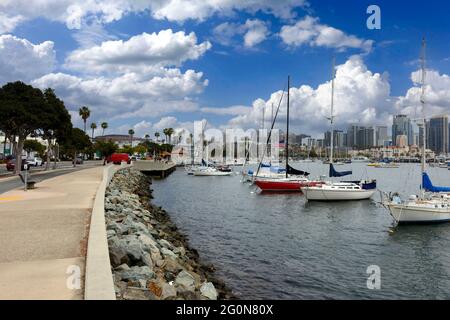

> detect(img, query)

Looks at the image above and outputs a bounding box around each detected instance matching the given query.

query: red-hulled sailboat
[253,76,322,192]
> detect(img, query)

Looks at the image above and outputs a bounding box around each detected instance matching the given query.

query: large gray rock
[161,247,177,260]
[122,287,158,300]
[175,271,195,292]
[108,237,129,267]
[200,282,218,300]
[161,283,177,300]
[158,239,174,250]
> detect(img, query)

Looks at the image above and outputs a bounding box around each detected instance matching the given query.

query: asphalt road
[0,161,103,194]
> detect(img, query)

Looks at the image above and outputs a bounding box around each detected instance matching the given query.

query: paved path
[0,166,104,299]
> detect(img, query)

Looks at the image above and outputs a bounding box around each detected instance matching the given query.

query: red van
[108,153,131,165]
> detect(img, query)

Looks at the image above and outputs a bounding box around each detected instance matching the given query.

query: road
[0,161,103,194]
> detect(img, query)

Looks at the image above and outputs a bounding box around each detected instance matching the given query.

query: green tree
[128,129,135,146]
[0,81,48,174]
[60,128,92,167]
[24,140,46,157]
[41,88,72,170]
[79,106,90,133]
[101,122,108,136]
[118,145,134,155]
[134,145,146,156]
[94,140,117,165]
[90,122,97,140]
[155,132,160,142]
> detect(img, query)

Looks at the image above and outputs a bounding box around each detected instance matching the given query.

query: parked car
[26,157,43,166]
[73,157,84,165]
[108,153,131,165]
[6,158,29,171]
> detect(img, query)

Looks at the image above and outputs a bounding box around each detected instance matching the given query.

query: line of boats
[185,39,450,225]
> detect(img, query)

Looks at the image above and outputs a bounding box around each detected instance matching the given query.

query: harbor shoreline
[105,167,236,300]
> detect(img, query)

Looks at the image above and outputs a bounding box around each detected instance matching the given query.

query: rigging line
[254,84,287,179]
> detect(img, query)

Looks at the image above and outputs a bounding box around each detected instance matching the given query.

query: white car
[27,157,43,166]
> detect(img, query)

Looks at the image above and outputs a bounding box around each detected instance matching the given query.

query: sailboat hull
[388,204,450,224]
[302,187,376,201]
[255,179,322,192]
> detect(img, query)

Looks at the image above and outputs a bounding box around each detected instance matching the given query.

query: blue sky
[1,0,450,138]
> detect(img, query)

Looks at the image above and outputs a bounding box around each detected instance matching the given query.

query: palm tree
[163,128,169,142]
[167,128,174,144]
[79,106,91,133]
[90,123,97,140]
[101,122,108,136]
[155,132,160,142]
[144,134,150,140]
[128,129,135,146]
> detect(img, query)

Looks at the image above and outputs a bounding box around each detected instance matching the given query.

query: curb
[84,163,131,300]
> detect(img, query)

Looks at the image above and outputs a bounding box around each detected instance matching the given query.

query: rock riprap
[105,168,235,300]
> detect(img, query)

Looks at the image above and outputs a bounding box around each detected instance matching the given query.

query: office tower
[392,115,413,146]
[427,115,449,155]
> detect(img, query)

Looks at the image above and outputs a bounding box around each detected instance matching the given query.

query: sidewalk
[0,166,104,300]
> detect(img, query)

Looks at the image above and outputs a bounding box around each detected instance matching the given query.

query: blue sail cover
[261,163,271,168]
[329,164,352,177]
[422,172,450,192]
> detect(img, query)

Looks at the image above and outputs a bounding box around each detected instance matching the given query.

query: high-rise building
[357,126,375,149]
[392,115,413,146]
[346,124,359,148]
[427,115,449,155]
[375,126,388,146]
[324,130,345,148]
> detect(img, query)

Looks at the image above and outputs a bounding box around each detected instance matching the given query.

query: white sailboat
[383,38,450,224]
[301,58,376,201]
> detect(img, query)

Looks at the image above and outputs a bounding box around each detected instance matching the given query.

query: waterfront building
[95,134,145,148]
[427,115,449,155]
[376,126,388,147]
[392,115,413,146]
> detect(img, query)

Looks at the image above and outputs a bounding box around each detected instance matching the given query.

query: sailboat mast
[420,38,427,176]
[330,58,336,164]
[286,76,290,178]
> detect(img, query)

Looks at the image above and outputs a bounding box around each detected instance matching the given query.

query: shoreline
[105,167,236,300]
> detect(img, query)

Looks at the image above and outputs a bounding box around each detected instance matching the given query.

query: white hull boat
[302,182,376,201]
[193,167,232,176]
[387,200,450,224]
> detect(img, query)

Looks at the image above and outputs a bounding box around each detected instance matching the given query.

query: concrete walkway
[0,167,103,299]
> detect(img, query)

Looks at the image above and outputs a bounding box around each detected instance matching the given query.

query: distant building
[356,126,375,149]
[427,115,449,155]
[375,126,388,147]
[95,134,145,148]
[346,124,359,148]
[392,115,413,146]
[396,135,408,148]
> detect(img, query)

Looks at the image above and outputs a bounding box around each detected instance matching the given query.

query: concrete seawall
[84,163,130,300]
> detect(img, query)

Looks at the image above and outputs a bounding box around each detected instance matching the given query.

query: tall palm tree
[128,129,135,146]
[101,122,108,136]
[79,106,91,133]
[155,132,160,142]
[167,128,174,144]
[163,128,169,142]
[144,134,150,140]
[90,123,97,140]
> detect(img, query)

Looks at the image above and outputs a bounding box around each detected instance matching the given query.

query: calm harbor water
[151,163,450,299]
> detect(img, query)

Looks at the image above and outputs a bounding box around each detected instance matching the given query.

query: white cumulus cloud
[66,29,212,73]
[0,0,308,33]
[280,16,373,53]
[0,34,56,84]
[213,19,269,48]
[225,56,391,136]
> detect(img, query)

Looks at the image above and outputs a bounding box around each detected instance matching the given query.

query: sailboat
[301,59,377,201]
[254,76,322,192]
[383,38,450,224]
